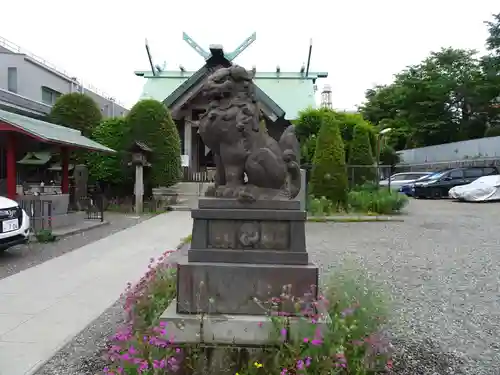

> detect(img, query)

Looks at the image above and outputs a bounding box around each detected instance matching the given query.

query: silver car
[379,172,433,190]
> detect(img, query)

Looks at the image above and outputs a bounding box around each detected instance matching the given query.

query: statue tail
[279,125,301,199]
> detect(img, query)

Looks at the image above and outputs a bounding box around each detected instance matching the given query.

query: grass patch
[307,216,404,223]
[180,234,192,245]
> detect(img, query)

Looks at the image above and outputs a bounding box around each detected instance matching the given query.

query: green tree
[482,12,500,128]
[295,107,332,164]
[50,93,102,136]
[310,113,348,207]
[127,99,181,188]
[86,117,133,190]
[360,48,496,148]
[333,111,376,160]
[295,108,377,164]
[348,125,375,185]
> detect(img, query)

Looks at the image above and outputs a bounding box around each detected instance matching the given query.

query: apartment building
[0,36,128,119]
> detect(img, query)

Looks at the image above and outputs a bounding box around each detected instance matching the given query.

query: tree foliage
[86,117,133,189]
[309,113,348,206]
[295,108,376,164]
[379,145,400,167]
[127,99,181,188]
[348,125,376,185]
[50,93,102,136]
[295,107,331,164]
[360,13,500,151]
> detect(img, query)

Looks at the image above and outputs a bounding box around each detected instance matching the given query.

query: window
[464,168,483,178]
[407,173,427,180]
[449,169,464,179]
[7,67,17,93]
[390,174,410,181]
[41,86,61,105]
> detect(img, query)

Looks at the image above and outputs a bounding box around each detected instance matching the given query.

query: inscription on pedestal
[208,220,236,249]
[238,222,260,248]
[260,222,288,250]
[207,220,290,250]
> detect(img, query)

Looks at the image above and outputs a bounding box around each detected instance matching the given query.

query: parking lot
[306,198,500,374]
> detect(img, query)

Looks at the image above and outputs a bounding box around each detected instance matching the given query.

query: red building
[0,108,114,200]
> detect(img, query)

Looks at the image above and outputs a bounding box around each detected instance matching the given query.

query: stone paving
[0,212,151,281]
[0,211,192,375]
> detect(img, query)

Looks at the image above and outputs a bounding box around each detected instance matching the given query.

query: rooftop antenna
[305,38,312,78]
[145,38,156,76]
[225,32,257,62]
[182,32,210,60]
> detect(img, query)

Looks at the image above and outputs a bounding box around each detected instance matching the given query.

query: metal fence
[302,164,393,188]
[181,167,216,183]
[17,198,53,232]
[395,158,500,173]
[79,187,105,222]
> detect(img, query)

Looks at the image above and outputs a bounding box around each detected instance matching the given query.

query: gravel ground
[34,200,500,375]
[0,212,151,280]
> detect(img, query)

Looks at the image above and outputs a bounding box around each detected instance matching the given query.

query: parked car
[0,196,30,251]
[449,175,500,202]
[413,166,499,199]
[380,172,433,191]
[399,172,440,196]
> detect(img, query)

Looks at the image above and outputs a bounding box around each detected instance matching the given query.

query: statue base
[177,197,318,315]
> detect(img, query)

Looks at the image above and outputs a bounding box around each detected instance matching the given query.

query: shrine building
[134,32,328,174]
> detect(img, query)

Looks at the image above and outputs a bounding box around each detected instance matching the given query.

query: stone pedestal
[176,197,319,315]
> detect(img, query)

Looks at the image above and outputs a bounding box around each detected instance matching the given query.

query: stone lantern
[128,141,153,214]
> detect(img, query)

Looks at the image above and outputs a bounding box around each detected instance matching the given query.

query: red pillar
[61,147,69,194]
[6,133,16,200]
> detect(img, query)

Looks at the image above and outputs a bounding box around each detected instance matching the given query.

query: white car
[0,196,30,251]
[379,172,433,190]
[449,175,500,202]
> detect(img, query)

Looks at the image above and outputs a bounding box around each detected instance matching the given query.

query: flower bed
[308,183,409,217]
[103,250,393,374]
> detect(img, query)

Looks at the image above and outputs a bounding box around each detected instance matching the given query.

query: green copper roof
[136,71,325,120]
[0,109,115,153]
[257,79,317,120]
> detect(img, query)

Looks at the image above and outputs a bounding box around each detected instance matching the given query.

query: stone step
[170,205,192,212]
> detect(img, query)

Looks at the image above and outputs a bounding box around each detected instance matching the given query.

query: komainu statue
[198,65,301,202]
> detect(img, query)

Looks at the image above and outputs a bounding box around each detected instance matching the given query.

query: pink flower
[297,359,305,370]
[153,359,166,369]
[280,328,287,337]
[305,356,312,367]
[311,338,323,346]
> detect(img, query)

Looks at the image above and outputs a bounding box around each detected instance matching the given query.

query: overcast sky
[1,1,498,110]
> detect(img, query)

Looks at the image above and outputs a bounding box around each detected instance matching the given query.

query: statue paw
[237,189,256,204]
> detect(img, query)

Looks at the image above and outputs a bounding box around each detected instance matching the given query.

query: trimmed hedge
[310,113,348,207]
[50,93,102,136]
[348,125,376,185]
[127,100,181,188]
[87,117,133,188]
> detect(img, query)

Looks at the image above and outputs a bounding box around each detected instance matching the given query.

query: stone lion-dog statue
[198,65,301,202]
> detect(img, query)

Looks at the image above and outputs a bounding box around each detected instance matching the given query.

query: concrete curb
[29,221,110,242]
[307,215,404,223]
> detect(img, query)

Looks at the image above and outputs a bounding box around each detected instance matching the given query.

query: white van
[0,196,30,251]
